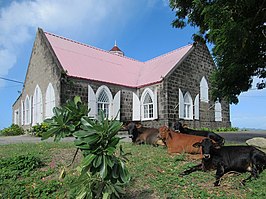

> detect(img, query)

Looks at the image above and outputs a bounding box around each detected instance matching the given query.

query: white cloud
[0,49,16,76]
[0,0,154,76]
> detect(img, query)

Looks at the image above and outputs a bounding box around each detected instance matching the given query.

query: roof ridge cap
[144,43,193,63]
[44,31,143,63]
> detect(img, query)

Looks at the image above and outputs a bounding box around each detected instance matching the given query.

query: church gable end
[12,29,62,128]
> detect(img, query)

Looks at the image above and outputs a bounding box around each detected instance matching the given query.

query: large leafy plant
[73,114,130,199]
[42,96,88,142]
[42,96,130,199]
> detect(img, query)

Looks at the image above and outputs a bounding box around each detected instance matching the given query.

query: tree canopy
[170,0,266,104]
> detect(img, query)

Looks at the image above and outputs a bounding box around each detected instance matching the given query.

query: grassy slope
[0,142,266,198]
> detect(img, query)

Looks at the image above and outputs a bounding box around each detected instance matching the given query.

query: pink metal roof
[45,31,193,88]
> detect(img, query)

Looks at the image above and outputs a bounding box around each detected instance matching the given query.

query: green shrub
[0,154,44,181]
[42,96,130,198]
[30,122,50,137]
[0,124,24,136]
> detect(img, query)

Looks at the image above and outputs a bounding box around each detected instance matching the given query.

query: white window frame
[179,89,184,119]
[215,100,222,121]
[200,76,209,103]
[33,85,43,125]
[194,94,199,120]
[21,100,24,125]
[96,85,113,119]
[88,85,120,120]
[14,109,19,125]
[45,83,55,119]
[24,95,30,125]
[140,88,157,121]
[184,92,193,120]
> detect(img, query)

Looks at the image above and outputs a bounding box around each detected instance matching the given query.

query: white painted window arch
[45,83,55,119]
[14,109,19,125]
[179,89,184,119]
[194,94,199,120]
[215,100,222,121]
[184,92,193,120]
[88,85,121,120]
[32,85,43,125]
[140,88,158,121]
[24,95,31,125]
[200,76,209,102]
[21,100,24,125]
[96,85,112,119]
[132,88,158,121]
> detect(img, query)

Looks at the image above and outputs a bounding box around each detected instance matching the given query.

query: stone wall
[60,78,136,122]
[12,29,62,130]
[165,43,231,129]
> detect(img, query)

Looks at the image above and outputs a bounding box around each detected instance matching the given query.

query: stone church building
[12,28,231,129]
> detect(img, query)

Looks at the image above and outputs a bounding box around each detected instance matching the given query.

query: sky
[0,0,265,130]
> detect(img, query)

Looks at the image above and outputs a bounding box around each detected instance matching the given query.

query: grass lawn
[1,141,266,198]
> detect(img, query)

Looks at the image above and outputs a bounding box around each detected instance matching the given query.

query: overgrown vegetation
[30,122,50,137]
[41,96,130,198]
[1,142,266,198]
[0,124,24,136]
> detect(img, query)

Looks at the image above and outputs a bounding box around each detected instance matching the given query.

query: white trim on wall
[45,83,55,119]
[200,76,209,103]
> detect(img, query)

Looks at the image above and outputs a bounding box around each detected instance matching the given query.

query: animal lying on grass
[126,122,164,146]
[180,138,266,186]
[158,126,206,155]
[176,122,225,146]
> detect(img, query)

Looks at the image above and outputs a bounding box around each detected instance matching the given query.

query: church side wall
[60,78,136,123]
[12,29,62,129]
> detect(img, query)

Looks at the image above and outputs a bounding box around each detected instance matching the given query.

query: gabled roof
[44,31,193,88]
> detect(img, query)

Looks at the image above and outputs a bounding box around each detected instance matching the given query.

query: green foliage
[0,154,44,180]
[1,142,266,198]
[0,153,63,198]
[73,113,130,198]
[31,122,50,137]
[42,96,88,142]
[0,124,24,136]
[199,126,239,132]
[169,0,266,104]
[42,96,130,198]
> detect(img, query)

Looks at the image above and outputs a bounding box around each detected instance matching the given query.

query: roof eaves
[66,75,138,89]
[44,31,143,64]
[144,44,193,63]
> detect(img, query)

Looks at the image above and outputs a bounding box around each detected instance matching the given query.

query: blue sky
[0,0,265,130]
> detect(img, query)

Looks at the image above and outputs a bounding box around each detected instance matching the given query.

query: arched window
[25,95,30,125]
[33,85,43,125]
[45,83,55,119]
[21,100,24,125]
[96,86,112,119]
[143,92,153,119]
[215,100,222,121]
[194,94,199,120]
[184,92,193,120]
[140,88,157,120]
[179,89,184,119]
[200,76,209,102]
[89,85,120,120]
[14,109,19,125]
